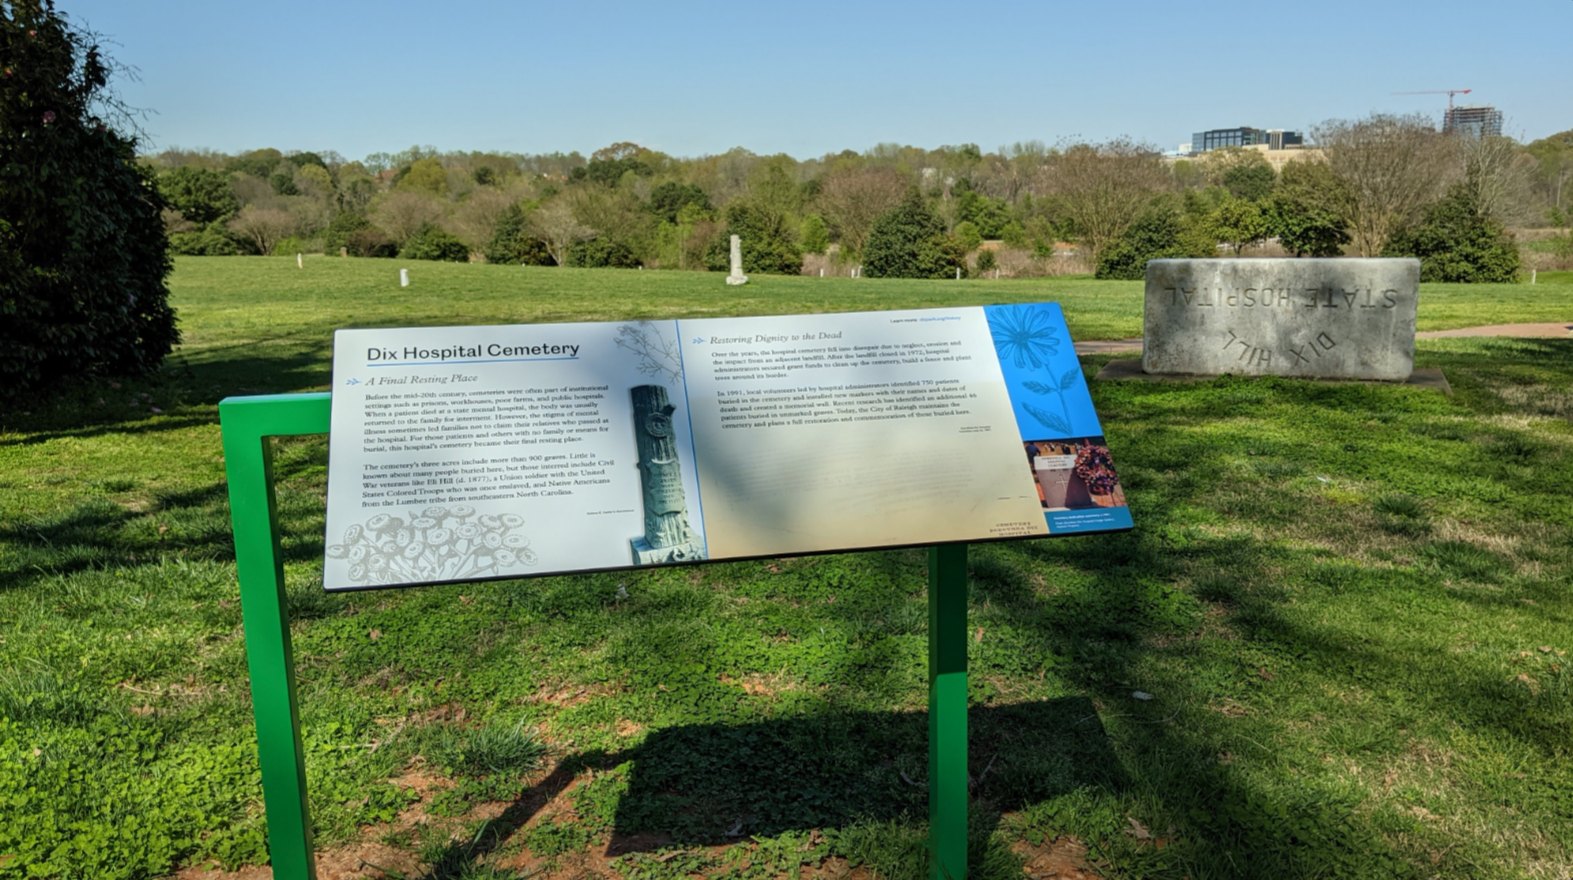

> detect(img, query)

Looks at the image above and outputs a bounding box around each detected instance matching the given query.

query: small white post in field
[956,267,961,280]
[400,268,409,288]
[820,268,824,277]
[296,253,303,269]
[1532,269,1537,284]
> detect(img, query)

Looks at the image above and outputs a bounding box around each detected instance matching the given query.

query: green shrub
[976,248,997,274]
[0,2,178,399]
[799,214,829,255]
[954,220,983,252]
[1385,184,1521,282]
[430,719,544,777]
[346,228,397,258]
[271,235,311,257]
[567,237,640,268]
[1096,203,1192,280]
[484,203,554,265]
[322,212,372,255]
[400,225,470,262]
[168,223,243,256]
[1001,220,1030,250]
[863,188,966,279]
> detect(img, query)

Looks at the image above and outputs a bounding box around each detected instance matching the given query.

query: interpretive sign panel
[1143,258,1419,381]
[324,304,1131,590]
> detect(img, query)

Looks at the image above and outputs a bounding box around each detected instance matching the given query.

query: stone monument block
[1142,258,1419,381]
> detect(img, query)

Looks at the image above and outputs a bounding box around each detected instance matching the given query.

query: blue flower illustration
[988,305,1060,371]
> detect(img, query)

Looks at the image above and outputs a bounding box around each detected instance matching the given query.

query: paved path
[1073,323,1573,356]
[1415,322,1573,339]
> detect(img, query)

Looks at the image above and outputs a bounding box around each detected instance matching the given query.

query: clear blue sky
[65,0,1570,161]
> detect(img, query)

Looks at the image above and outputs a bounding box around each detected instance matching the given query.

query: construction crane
[1393,89,1473,111]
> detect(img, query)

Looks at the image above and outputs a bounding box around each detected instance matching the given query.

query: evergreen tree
[1385,184,1521,283]
[863,188,965,279]
[1,1,177,398]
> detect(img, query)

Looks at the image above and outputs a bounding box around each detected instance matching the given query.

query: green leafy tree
[322,212,371,254]
[798,214,829,255]
[397,157,447,196]
[953,220,982,252]
[224,147,281,179]
[1000,220,1029,250]
[1222,162,1277,202]
[399,224,470,261]
[1096,204,1186,279]
[1095,196,1216,279]
[1265,161,1351,257]
[703,201,801,275]
[269,171,298,196]
[975,248,997,274]
[646,182,712,223]
[0,1,177,397]
[484,203,553,265]
[863,188,966,279]
[1213,197,1269,255]
[1385,184,1521,283]
[158,166,238,225]
[957,189,1010,238]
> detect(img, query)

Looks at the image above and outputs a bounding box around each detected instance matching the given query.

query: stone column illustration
[629,384,707,564]
[726,234,749,286]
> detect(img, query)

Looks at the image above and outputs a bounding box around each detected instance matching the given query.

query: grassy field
[1,257,1571,880]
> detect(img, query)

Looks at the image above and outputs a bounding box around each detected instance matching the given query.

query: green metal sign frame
[220,392,971,880]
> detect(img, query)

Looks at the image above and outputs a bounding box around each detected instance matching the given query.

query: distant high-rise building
[1189,127,1303,154]
[1266,129,1303,150]
[1443,105,1503,138]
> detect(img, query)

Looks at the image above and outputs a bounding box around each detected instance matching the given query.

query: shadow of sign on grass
[424,697,1124,871]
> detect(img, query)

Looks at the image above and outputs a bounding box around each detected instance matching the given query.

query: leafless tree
[1459,134,1536,225]
[1312,114,1457,256]
[816,168,909,257]
[227,206,296,255]
[1046,138,1171,262]
[451,187,517,250]
[528,199,595,266]
[371,192,445,246]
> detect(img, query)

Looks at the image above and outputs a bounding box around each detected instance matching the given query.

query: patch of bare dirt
[1011,836,1104,879]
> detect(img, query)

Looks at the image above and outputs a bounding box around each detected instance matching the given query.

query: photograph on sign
[323,303,1131,591]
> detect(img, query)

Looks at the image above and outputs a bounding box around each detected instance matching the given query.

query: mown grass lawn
[1,257,1571,880]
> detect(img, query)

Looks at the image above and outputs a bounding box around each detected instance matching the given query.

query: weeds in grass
[1374,493,1431,536]
[0,665,100,726]
[429,719,546,778]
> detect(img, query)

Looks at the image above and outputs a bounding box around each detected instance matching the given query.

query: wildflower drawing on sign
[615,321,683,386]
[327,505,537,586]
[988,305,1081,436]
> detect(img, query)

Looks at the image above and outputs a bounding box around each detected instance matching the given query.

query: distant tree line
[143,117,1572,283]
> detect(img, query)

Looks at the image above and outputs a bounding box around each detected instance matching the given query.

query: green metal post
[928,543,968,880]
[219,393,332,880]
